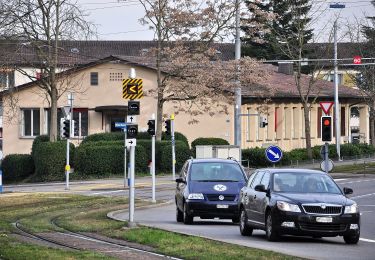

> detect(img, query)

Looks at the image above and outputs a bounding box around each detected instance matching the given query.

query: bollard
[0,170,2,193]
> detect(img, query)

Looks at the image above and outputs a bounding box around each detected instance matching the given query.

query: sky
[77,0,375,42]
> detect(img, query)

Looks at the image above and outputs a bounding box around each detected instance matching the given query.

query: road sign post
[171,114,176,180]
[128,144,136,227]
[65,93,74,190]
[265,145,283,164]
[151,113,156,203]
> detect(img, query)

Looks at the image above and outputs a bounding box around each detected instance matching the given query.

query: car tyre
[176,206,183,222]
[265,212,279,241]
[239,208,253,236]
[183,202,193,224]
[343,233,360,244]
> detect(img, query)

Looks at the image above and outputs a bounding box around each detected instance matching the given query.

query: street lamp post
[330,3,345,160]
[234,0,242,159]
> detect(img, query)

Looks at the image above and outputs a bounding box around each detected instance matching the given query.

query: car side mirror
[175,177,186,184]
[343,187,353,195]
[254,184,267,192]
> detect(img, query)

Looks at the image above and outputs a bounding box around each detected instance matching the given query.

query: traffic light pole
[324,143,329,174]
[65,93,74,190]
[171,114,176,180]
[152,114,156,203]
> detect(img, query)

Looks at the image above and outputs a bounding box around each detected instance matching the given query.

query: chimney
[278,62,294,75]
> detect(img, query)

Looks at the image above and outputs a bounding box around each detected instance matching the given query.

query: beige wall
[2,60,370,156]
[2,62,234,155]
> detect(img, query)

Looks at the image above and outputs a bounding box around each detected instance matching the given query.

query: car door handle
[253,195,257,199]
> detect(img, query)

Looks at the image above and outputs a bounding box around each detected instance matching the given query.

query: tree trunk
[155,5,164,141]
[303,103,312,159]
[49,83,58,142]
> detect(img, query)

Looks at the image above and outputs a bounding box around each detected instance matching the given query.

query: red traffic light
[353,56,362,65]
[323,119,331,126]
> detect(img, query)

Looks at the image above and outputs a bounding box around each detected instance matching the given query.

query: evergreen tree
[242,0,313,60]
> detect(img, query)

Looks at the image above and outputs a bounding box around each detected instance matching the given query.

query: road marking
[360,238,375,243]
[352,193,375,199]
[335,179,347,182]
[340,179,375,185]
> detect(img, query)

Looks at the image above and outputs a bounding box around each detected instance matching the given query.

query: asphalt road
[110,176,375,260]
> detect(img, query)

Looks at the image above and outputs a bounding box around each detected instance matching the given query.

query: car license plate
[217,205,229,209]
[316,217,333,223]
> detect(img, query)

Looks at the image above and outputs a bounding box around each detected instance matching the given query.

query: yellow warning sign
[122,78,143,100]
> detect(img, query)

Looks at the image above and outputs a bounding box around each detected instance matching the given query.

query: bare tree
[3,0,94,141]
[138,0,270,140]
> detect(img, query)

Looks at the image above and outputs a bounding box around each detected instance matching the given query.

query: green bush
[159,141,192,172]
[1,154,35,182]
[191,137,229,157]
[33,141,75,181]
[74,143,148,176]
[242,147,271,168]
[31,135,49,157]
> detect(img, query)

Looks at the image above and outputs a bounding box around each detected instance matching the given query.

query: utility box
[196,145,240,161]
[196,146,213,159]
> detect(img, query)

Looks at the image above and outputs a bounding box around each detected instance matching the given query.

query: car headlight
[277,201,301,213]
[188,193,204,200]
[344,203,358,214]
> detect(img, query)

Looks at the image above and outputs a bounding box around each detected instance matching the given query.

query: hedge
[74,144,148,176]
[191,137,229,157]
[242,143,375,168]
[159,142,192,172]
[1,154,35,182]
[81,131,190,148]
[32,141,75,181]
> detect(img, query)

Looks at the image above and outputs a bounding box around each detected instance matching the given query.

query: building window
[323,73,343,85]
[0,70,15,89]
[90,72,98,86]
[109,72,123,81]
[22,109,40,137]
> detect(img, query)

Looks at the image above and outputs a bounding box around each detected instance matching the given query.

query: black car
[238,169,360,244]
[175,158,247,224]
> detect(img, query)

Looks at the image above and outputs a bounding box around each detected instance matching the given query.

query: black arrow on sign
[129,140,133,144]
[129,116,134,122]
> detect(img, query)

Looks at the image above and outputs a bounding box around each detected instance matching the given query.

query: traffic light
[259,116,268,128]
[128,101,140,115]
[147,120,155,136]
[62,119,70,139]
[127,124,138,138]
[164,119,171,135]
[321,116,332,142]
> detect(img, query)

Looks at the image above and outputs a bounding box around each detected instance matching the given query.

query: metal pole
[324,142,329,174]
[234,0,242,162]
[66,93,73,190]
[128,145,136,227]
[171,114,176,180]
[123,125,127,188]
[334,20,341,160]
[152,113,156,203]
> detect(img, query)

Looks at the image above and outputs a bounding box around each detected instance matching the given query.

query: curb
[107,200,174,222]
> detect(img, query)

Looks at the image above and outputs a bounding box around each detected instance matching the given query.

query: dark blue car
[175,158,247,224]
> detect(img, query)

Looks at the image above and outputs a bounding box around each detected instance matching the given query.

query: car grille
[206,194,236,201]
[302,204,342,215]
[299,222,347,232]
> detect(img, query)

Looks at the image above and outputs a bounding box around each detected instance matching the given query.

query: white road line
[340,179,375,185]
[91,190,125,195]
[335,179,347,182]
[352,193,375,199]
[360,238,375,243]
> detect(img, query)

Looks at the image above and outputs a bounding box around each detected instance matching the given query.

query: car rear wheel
[343,233,360,244]
[183,202,193,224]
[265,212,279,241]
[239,208,253,236]
[176,206,183,222]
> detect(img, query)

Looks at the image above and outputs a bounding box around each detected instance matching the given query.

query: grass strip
[0,194,301,260]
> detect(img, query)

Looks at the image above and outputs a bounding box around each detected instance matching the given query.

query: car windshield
[272,172,342,194]
[190,162,246,182]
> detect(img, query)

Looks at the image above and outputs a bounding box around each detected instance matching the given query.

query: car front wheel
[183,202,193,224]
[239,208,253,236]
[343,233,360,244]
[265,212,279,241]
[176,206,183,222]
